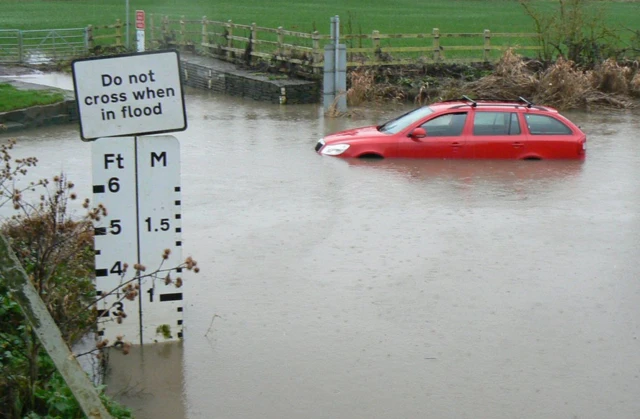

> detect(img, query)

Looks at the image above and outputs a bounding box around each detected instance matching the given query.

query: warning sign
[72,51,187,141]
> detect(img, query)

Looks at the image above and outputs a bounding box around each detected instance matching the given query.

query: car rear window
[473,112,521,135]
[525,114,572,135]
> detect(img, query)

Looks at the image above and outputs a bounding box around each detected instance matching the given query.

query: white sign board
[92,135,184,345]
[72,51,187,141]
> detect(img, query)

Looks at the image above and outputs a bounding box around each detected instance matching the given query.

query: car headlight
[320,144,350,156]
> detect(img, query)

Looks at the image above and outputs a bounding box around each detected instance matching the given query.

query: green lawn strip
[0,0,637,41]
[0,83,65,112]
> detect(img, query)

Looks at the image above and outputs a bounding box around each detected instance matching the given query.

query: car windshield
[378,106,434,134]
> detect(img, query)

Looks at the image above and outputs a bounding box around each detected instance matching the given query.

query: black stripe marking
[177,307,183,312]
[96,269,108,277]
[176,268,182,273]
[98,330,105,336]
[178,332,183,338]
[96,290,103,296]
[176,241,182,247]
[176,227,182,233]
[93,185,105,193]
[174,200,181,206]
[177,320,183,325]
[95,249,101,255]
[98,309,110,317]
[175,214,181,220]
[174,186,181,192]
[160,293,183,302]
[94,227,107,236]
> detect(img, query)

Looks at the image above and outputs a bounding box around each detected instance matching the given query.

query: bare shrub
[591,58,632,94]
[535,57,592,109]
[630,72,640,97]
[465,48,539,100]
[347,68,375,106]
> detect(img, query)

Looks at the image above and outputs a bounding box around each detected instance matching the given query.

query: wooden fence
[148,15,543,70]
[65,16,543,71]
[86,20,125,51]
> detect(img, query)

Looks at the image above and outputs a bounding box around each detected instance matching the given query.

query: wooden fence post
[277,26,284,56]
[312,30,321,66]
[483,29,491,61]
[162,15,169,45]
[115,19,122,47]
[201,16,208,46]
[251,22,257,61]
[227,20,233,59]
[149,14,155,47]
[180,15,186,48]
[372,30,380,61]
[432,28,440,61]
[86,25,93,50]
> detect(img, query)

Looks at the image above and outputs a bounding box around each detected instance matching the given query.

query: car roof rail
[462,95,477,107]
[438,96,547,111]
[518,96,534,108]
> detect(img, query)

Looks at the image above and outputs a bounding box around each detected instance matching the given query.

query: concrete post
[323,16,347,112]
[323,43,347,112]
[0,233,113,419]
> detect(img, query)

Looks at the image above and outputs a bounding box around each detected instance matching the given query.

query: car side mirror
[409,127,426,139]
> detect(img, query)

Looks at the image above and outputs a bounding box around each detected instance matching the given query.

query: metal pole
[126,0,130,48]
[334,15,339,101]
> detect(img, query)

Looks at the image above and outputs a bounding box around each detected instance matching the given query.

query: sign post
[72,51,188,345]
[136,10,145,52]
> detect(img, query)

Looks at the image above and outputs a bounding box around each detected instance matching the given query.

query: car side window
[525,114,572,135]
[473,112,521,135]
[421,113,467,137]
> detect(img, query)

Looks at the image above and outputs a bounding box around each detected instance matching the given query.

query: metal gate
[0,28,88,64]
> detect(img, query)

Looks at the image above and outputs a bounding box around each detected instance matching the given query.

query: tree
[520,0,620,67]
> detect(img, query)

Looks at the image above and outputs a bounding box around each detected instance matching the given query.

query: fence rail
[149,15,542,71]
[1,17,543,71]
[0,28,89,64]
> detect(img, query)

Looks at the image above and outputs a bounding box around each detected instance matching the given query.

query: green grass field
[1,0,638,37]
[0,83,65,112]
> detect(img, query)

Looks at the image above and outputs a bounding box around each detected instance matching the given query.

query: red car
[315,97,587,159]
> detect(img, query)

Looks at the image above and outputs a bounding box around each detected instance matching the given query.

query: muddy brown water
[2,75,640,418]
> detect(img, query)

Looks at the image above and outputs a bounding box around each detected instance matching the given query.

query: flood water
[2,75,640,419]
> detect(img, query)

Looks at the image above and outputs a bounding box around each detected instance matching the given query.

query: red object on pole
[136,10,145,30]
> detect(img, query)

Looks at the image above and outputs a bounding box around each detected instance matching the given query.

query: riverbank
[0,77,76,133]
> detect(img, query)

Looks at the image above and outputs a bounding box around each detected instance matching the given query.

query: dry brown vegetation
[467,50,638,109]
[344,49,639,111]
[346,67,407,106]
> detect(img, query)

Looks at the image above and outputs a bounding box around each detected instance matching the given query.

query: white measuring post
[92,136,183,345]
[74,51,188,345]
[136,137,183,342]
[92,140,140,343]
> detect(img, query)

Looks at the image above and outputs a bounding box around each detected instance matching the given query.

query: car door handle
[512,142,524,148]
[451,142,462,147]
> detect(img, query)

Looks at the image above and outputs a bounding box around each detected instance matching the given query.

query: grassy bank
[1,0,638,39]
[0,83,65,112]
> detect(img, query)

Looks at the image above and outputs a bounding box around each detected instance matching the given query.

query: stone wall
[0,100,78,133]
[0,56,321,135]
[181,60,319,105]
